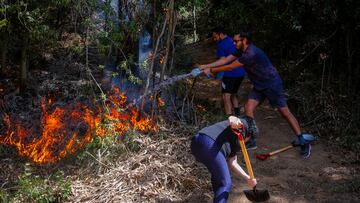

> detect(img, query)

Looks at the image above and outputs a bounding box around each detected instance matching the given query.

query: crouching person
[191,116,257,203]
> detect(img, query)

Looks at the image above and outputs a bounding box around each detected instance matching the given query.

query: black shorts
[221,76,244,94]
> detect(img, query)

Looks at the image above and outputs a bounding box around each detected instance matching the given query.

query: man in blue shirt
[212,27,246,117]
[199,30,311,158]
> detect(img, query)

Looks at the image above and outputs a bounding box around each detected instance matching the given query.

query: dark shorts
[221,76,244,94]
[248,82,288,108]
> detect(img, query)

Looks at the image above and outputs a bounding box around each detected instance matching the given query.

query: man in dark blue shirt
[212,27,246,117]
[199,30,311,159]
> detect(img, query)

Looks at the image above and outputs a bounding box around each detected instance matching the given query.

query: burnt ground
[189,40,360,203]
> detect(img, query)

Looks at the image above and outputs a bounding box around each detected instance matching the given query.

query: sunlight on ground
[321,166,350,181]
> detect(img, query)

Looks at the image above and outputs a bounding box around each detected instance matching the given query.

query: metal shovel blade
[244,187,270,202]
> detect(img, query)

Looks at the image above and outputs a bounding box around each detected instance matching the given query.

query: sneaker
[301,143,311,159]
[245,140,258,150]
[292,133,315,147]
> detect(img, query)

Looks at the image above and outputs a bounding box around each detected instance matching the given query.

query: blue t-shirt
[217,36,246,78]
[232,43,281,90]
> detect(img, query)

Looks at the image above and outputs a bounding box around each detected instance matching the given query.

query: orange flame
[0,86,157,164]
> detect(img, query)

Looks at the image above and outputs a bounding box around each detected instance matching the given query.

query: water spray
[128,68,203,107]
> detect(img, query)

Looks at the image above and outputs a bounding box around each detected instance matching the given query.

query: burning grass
[0,86,157,164]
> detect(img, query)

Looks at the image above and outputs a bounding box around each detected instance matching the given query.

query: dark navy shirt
[232,43,281,90]
[217,36,246,78]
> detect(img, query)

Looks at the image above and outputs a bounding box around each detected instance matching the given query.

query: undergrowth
[286,75,360,155]
[1,163,71,203]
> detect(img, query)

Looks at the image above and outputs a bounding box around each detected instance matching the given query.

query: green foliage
[78,125,141,165]
[7,163,71,203]
[122,130,141,152]
[0,19,7,28]
[0,188,10,203]
[70,43,85,56]
[175,0,207,10]
[1,1,65,40]
[118,58,142,85]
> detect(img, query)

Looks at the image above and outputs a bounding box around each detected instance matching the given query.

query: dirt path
[190,41,360,203]
[227,106,360,203]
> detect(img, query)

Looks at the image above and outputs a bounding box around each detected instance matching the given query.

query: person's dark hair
[239,30,250,39]
[231,25,252,40]
[232,27,252,45]
[212,26,225,34]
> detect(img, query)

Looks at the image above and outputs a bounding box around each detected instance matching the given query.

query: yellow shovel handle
[239,137,255,179]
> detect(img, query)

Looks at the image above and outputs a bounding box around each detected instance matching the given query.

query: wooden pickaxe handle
[268,145,293,156]
[256,145,295,161]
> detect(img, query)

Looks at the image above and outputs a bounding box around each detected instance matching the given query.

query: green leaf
[0,19,8,28]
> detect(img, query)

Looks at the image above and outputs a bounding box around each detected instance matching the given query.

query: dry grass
[68,124,212,203]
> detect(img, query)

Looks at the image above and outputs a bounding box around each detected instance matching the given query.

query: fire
[157,97,165,107]
[0,86,157,164]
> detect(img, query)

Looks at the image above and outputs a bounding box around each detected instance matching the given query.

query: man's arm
[227,156,249,179]
[203,60,244,75]
[227,156,257,188]
[199,54,237,70]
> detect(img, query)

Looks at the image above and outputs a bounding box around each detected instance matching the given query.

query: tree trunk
[141,1,168,111]
[20,35,29,93]
[160,0,174,82]
[327,56,333,86]
[193,5,197,42]
[345,29,353,92]
[168,10,177,74]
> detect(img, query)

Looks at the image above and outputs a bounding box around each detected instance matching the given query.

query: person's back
[217,36,245,78]
[233,43,280,90]
[198,119,249,158]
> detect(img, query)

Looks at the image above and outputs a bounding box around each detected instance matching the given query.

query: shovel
[256,133,315,161]
[233,130,270,202]
[256,145,294,161]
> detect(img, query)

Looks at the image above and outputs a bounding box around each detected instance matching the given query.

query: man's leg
[263,81,302,136]
[278,107,311,158]
[191,134,231,203]
[244,88,264,150]
[230,77,244,116]
[243,99,260,149]
[222,93,233,116]
[222,76,243,117]
[208,153,232,203]
[277,107,301,136]
[245,98,259,119]
[231,94,240,116]
[264,82,311,158]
